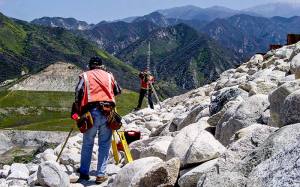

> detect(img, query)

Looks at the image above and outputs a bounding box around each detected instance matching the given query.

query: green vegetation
[0,13,26,54]
[0,90,143,131]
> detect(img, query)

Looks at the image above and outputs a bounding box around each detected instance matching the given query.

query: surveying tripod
[111,129,133,164]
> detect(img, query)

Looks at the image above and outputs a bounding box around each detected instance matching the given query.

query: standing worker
[135,68,155,110]
[74,56,121,184]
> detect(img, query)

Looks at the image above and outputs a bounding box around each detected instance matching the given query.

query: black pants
[137,89,154,109]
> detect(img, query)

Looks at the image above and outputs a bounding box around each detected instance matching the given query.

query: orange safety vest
[80,69,116,109]
[140,75,154,89]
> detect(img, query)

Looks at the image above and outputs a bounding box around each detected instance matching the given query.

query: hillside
[117,23,240,96]
[0,13,139,91]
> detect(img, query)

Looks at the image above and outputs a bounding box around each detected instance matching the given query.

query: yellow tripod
[111,130,133,164]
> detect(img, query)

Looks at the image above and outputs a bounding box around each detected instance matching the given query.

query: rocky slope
[31,17,93,30]
[1,42,300,186]
[9,62,82,92]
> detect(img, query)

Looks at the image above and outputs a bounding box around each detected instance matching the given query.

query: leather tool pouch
[77,111,94,133]
[106,109,122,130]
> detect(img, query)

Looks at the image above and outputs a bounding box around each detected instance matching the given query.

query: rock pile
[1,42,300,186]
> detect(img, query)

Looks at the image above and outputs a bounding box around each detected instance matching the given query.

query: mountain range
[202,14,300,59]
[244,2,300,18]
[31,2,300,60]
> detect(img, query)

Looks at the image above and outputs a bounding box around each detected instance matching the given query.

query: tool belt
[92,102,122,130]
[84,101,122,130]
[72,101,122,132]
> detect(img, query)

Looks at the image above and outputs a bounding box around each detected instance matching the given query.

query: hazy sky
[0,0,296,23]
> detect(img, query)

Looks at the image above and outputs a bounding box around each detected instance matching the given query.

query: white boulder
[167,123,226,167]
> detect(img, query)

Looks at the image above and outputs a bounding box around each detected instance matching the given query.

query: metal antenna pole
[147,42,151,71]
[146,42,162,108]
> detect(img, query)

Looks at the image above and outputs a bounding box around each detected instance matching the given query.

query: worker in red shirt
[135,68,155,110]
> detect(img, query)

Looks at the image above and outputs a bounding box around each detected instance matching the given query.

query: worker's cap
[89,56,103,67]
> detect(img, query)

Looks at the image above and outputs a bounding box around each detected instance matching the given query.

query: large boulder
[177,103,209,130]
[110,157,163,187]
[249,81,277,96]
[197,171,247,187]
[280,90,300,126]
[134,158,180,187]
[247,141,300,187]
[290,53,300,79]
[178,159,218,187]
[40,150,58,163]
[37,161,69,187]
[195,124,278,187]
[216,94,270,145]
[239,123,300,177]
[6,163,29,181]
[166,123,226,167]
[208,98,244,127]
[59,150,81,165]
[129,136,173,160]
[250,68,286,84]
[268,80,300,127]
[215,75,248,91]
[210,87,247,115]
[228,124,278,159]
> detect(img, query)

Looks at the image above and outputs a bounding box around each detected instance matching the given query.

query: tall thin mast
[147,42,151,72]
[146,42,162,108]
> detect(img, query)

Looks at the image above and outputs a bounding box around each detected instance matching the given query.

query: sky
[0,0,296,24]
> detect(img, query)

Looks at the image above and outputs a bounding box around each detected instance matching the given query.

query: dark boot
[76,168,90,181]
[95,176,108,184]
